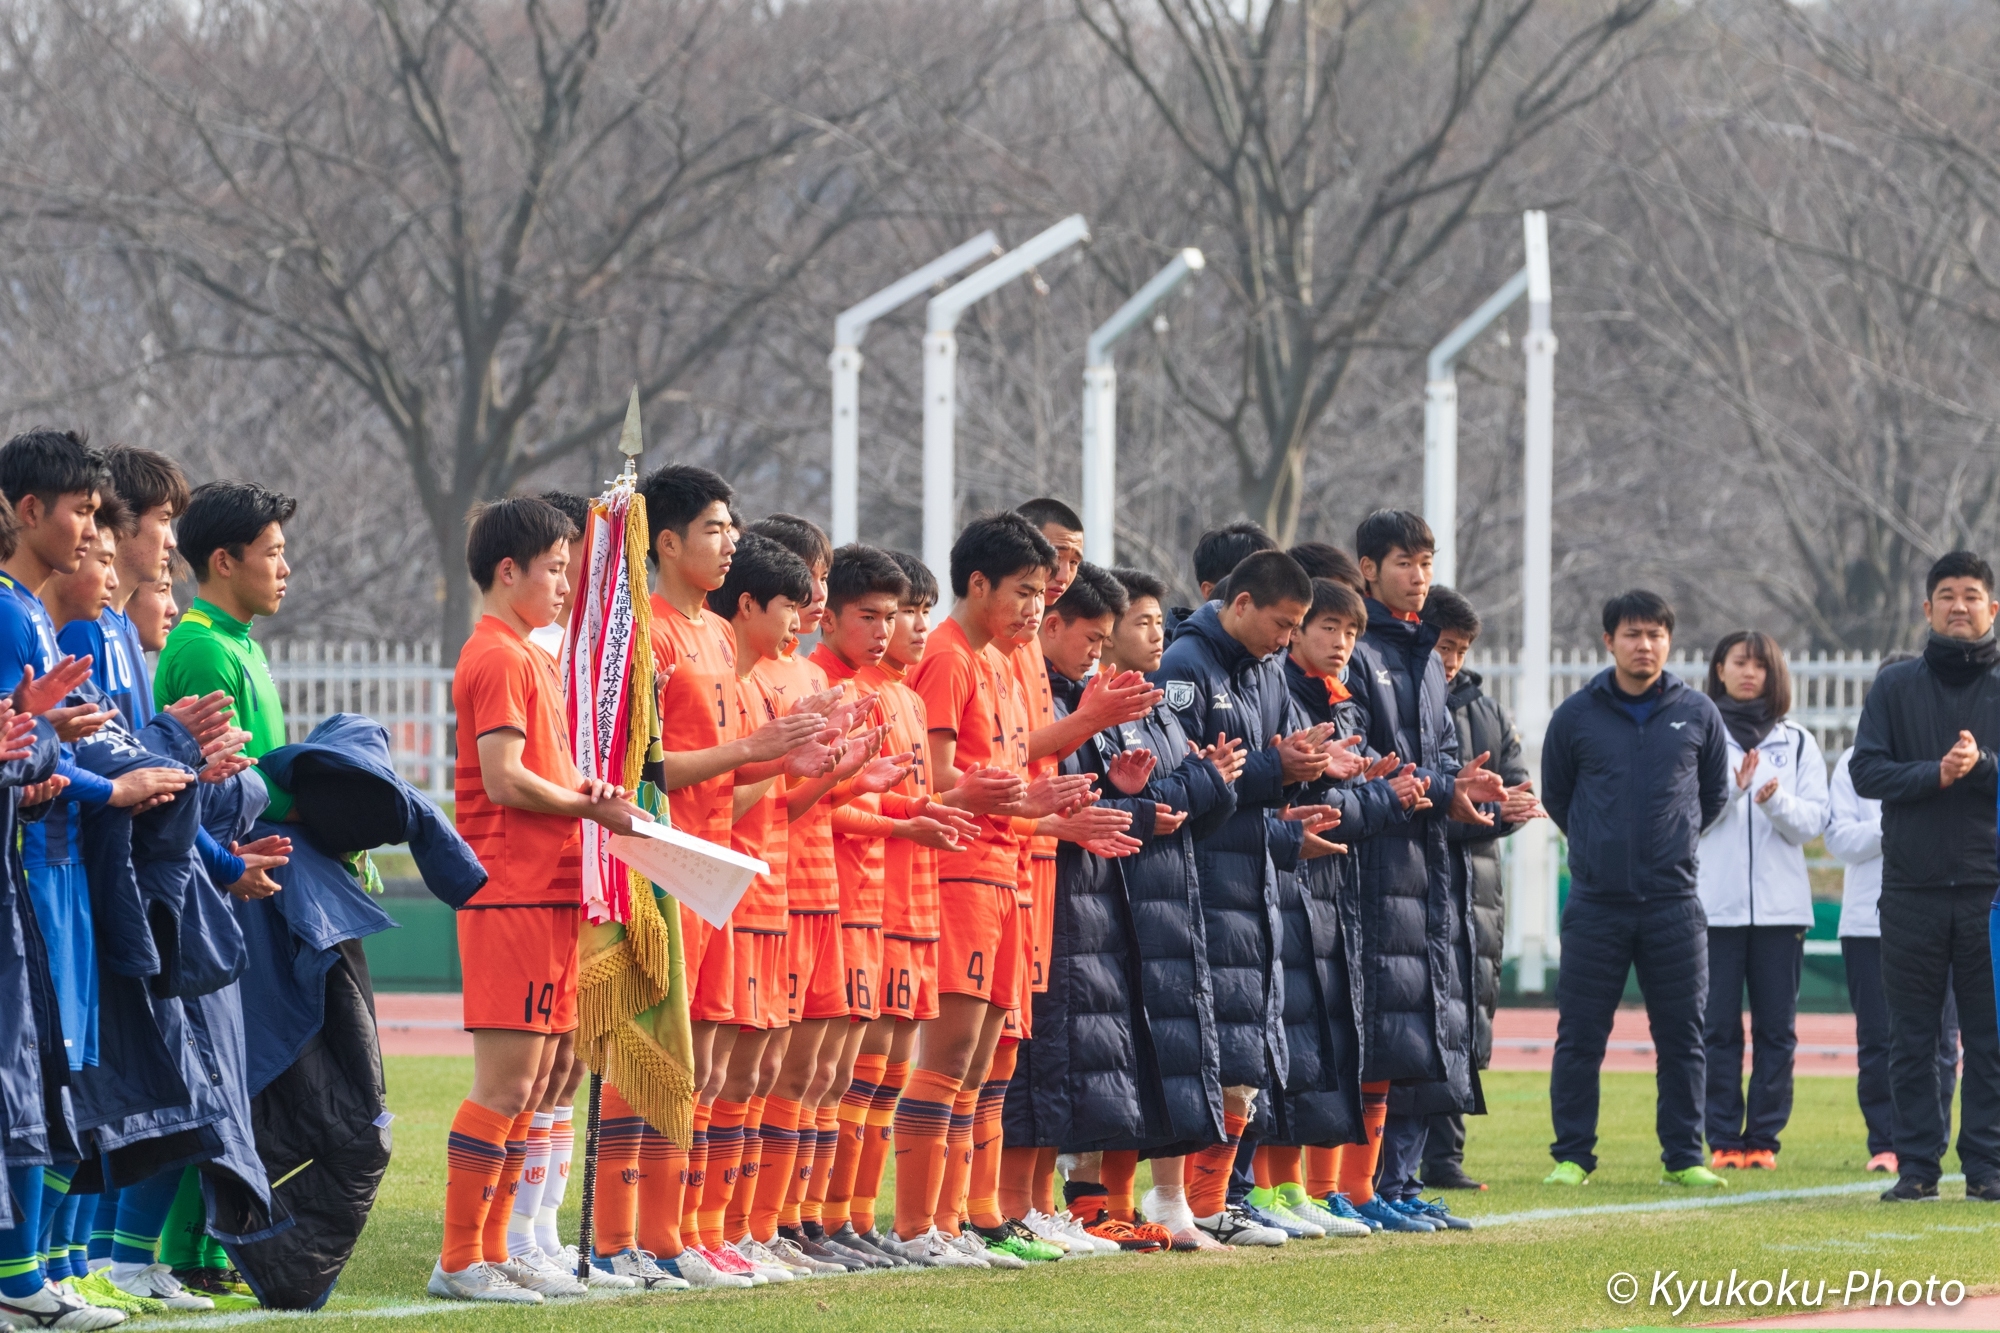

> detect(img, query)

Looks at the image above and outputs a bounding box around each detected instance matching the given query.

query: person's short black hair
[889,549,938,610]
[949,512,1055,599]
[1926,550,1995,598]
[1109,566,1168,608]
[1421,585,1481,639]
[707,531,811,619]
[466,496,578,592]
[1219,549,1312,611]
[750,513,833,574]
[0,427,109,513]
[92,491,133,542]
[1354,509,1435,565]
[1306,577,1366,629]
[179,480,298,584]
[1049,562,1128,623]
[826,544,909,615]
[1289,541,1364,593]
[1015,497,1083,535]
[538,490,592,537]
[1601,589,1675,637]
[102,445,191,522]
[638,463,733,564]
[1193,521,1276,590]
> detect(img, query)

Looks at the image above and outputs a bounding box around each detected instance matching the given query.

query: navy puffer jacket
[1005,675,1234,1151]
[1272,656,1409,1144]
[1346,601,1477,1113]
[1157,603,1304,1097]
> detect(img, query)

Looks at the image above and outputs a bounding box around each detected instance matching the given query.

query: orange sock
[1102,1149,1138,1221]
[636,1126,685,1257]
[891,1067,960,1239]
[997,1147,1040,1222]
[478,1110,534,1263]
[442,1099,514,1271]
[779,1109,811,1230]
[802,1105,838,1225]
[1188,1108,1247,1220]
[699,1099,749,1248]
[748,1097,803,1242]
[935,1084,979,1234]
[724,1096,766,1242]
[826,1052,887,1232]
[1032,1146,1058,1217]
[681,1101,711,1249]
[851,1059,906,1234]
[1255,1144,1301,1190]
[964,1043,1014,1230]
[1305,1145,1341,1199]
[592,1088,644,1257]
[1337,1082,1391,1205]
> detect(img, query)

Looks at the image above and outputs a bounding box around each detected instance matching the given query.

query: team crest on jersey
[1164,680,1197,712]
[1769,750,1788,767]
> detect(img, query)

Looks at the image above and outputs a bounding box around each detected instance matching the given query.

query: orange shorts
[458,905,580,1034]
[785,913,846,1022]
[842,924,884,1021]
[683,902,734,1024]
[1028,854,1056,994]
[733,929,788,1031]
[879,937,941,1022]
[936,879,1023,1010]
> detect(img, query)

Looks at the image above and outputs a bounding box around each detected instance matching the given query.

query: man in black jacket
[1849,549,2000,1203]
[1420,587,1540,1191]
[1542,590,1730,1187]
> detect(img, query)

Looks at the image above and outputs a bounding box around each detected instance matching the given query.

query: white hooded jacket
[1695,716,1829,928]
[1825,746,1883,938]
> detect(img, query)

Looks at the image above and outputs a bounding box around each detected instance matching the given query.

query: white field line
[1478,1175,1965,1228]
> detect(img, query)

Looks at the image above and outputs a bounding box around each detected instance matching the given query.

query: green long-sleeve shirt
[154,596,293,819]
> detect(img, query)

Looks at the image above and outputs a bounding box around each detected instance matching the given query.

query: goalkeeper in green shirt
[154,481,297,820]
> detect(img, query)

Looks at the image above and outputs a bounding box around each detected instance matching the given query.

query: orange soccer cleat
[1739,1150,1776,1170]
[1866,1152,1897,1174]
[1710,1149,1743,1170]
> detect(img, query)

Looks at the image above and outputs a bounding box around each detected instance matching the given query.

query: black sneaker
[837,1224,910,1268]
[781,1224,869,1272]
[1964,1178,2000,1203]
[1881,1178,1940,1202]
[1421,1164,1487,1191]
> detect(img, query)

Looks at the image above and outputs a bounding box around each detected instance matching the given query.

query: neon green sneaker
[1543,1161,1590,1186]
[971,1219,1064,1262]
[1662,1165,1729,1188]
[70,1271,168,1315]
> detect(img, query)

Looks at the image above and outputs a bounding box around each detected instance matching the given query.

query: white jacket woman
[1696,716,1830,927]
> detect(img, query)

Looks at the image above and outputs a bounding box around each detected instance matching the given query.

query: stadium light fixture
[923,215,1091,582]
[828,233,1002,547]
[1081,249,1204,567]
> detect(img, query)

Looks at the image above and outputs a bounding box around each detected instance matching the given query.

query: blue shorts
[27,861,97,1071]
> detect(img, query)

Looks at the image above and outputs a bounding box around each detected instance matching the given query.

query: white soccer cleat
[1194,1205,1287,1247]
[946,1230,1008,1269]
[731,1238,801,1282]
[767,1235,846,1276]
[549,1244,636,1289]
[1055,1209,1122,1255]
[588,1248,688,1291]
[0,1281,130,1329]
[105,1264,213,1311]
[656,1247,753,1290]
[1020,1209,1079,1256]
[495,1247,589,1297]
[886,1228,984,1269]
[427,1260,545,1304]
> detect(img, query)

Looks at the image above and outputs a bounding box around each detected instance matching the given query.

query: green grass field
[167,1060,2000,1332]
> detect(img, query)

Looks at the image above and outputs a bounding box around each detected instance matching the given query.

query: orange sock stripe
[890,1068,961,1240]
[680,1101,712,1248]
[935,1085,980,1234]
[803,1105,839,1223]
[442,1100,515,1271]
[850,1062,905,1234]
[699,1099,749,1249]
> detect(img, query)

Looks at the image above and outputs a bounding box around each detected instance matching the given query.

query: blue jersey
[60,608,152,731]
[0,572,114,867]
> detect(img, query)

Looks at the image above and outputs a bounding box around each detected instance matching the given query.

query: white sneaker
[496,1247,589,1297]
[767,1235,845,1276]
[1194,1206,1287,1247]
[657,1248,753,1290]
[551,1244,637,1290]
[946,1231,1001,1269]
[589,1248,688,1291]
[427,1260,545,1304]
[887,1227,984,1269]
[731,1238,800,1282]
[106,1263,213,1311]
[0,1281,129,1329]
[1020,1209,1077,1256]
[1054,1208,1120,1255]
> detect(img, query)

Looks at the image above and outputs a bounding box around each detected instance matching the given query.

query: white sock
[535,1105,575,1256]
[1141,1187,1194,1232]
[508,1111,556,1258]
[107,1260,150,1286]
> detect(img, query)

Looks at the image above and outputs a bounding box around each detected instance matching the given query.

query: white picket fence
[256,641,1890,802]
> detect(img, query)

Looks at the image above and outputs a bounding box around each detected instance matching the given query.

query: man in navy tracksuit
[1542,590,1730,1186]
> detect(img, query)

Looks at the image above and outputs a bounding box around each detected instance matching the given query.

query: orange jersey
[650,594,740,846]
[758,651,839,914]
[812,644,888,929]
[728,669,789,935]
[452,615,583,907]
[1009,639,1061,879]
[828,653,938,938]
[910,617,1023,887]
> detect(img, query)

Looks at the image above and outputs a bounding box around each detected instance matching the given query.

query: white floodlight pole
[1423,268,1530,588]
[1081,249,1204,567]
[829,233,1001,546]
[923,215,1091,582]
[1513,209,1558,992]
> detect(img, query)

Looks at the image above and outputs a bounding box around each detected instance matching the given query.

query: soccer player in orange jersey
[434,498,651,1305]
[883,514,1099,1268]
